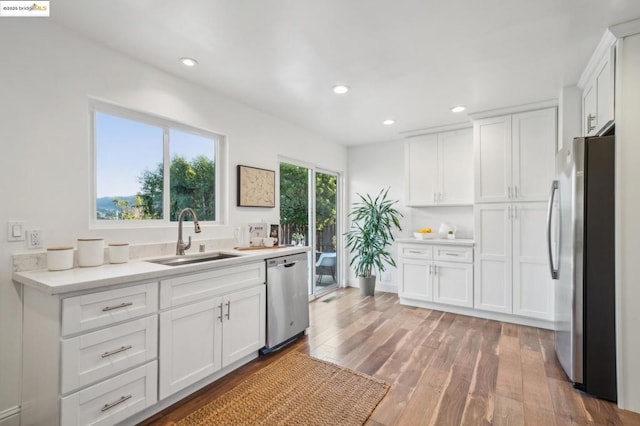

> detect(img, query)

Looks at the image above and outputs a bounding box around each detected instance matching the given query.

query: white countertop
[396,238,474,246]
[13,246,311,295]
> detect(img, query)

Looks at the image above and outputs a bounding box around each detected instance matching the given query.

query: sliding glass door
[279,161,340,297]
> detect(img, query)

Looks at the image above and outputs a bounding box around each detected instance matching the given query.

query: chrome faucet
[176,208,202,255]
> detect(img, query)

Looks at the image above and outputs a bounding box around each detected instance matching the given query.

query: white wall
[347,140,474,292]
[0,20,347,421]
[615,32,640,413]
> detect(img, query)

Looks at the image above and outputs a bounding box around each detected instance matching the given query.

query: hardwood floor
[141,289,640,425]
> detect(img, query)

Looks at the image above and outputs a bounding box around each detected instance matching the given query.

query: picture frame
[237,165,276,207]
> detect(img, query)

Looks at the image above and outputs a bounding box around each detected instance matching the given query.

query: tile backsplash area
[12,238,236,272]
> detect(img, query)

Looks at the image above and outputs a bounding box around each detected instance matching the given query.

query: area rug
[175,351,390,425]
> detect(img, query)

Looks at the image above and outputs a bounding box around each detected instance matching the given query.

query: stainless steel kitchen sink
[146,252,239,267]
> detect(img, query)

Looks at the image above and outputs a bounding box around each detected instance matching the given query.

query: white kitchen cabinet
[432,261,473,308]
[474,108,556,203]
[21,283,160,426]
[580,32,616,136]
[405,127,473,206]
[159,266,266,399]
[159,297,223,399]
[221,285,266,367]
[398,242,473,308]
[399,258,432,301]
[474,203,554,321]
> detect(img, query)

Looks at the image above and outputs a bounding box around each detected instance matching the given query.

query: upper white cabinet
[579,31,616,137]
[405,127,473,206]
[474,108,557,203]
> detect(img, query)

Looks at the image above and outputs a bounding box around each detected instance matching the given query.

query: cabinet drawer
[398,245,433,259]
[433,245,473,263]
[60,361,157,426]
[62,283,158,336]
[61,316,158,394]
[160,262,266,309]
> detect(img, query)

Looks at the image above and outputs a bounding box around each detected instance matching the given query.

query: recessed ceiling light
[450,105,466,113]
[332,85,350,94]
[383,119,396,126]
[179,57,198,67]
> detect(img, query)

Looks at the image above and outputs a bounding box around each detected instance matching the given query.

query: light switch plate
[7,221,25,242]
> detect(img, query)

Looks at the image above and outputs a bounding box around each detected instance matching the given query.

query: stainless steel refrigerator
[547,135,616,401]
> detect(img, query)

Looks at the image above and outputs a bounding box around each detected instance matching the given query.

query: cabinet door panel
[513,203,554,320]
[596,54,614,134]
[222,285,266,367]
[474,116,512,203]
[159,298,222,399]
[398,259,432,301]
[433,262,473,307]
[583,83,597,136]
[512,108,557,202]
[474,204,512,313]
[439,128,473,204]
[405,135,439,206]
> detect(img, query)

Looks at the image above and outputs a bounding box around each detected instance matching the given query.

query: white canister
[108,243,129,264]
[47,247,74,271]
[77,238,104,267]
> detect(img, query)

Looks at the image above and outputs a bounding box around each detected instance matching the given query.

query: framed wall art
[237,165,276,207]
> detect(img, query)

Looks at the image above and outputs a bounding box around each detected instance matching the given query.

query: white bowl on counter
[413,232,435,240]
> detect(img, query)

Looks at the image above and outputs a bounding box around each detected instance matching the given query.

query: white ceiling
[51,0,640,145]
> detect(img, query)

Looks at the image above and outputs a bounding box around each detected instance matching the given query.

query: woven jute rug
[175,351,390,426]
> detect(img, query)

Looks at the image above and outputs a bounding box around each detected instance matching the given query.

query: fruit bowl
[413,232,435,240]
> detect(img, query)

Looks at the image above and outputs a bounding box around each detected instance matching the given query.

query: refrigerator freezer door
[554,138,584,385]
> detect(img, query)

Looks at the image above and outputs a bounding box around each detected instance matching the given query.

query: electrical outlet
[27,229,42,249]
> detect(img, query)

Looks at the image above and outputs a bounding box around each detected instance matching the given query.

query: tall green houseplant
[345,188,403,296]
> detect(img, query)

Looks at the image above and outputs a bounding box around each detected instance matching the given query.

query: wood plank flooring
[141,289,640,426]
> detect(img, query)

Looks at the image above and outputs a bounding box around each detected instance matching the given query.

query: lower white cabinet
[474,202,554,321]
[398,242,473,308]
[433,261,473,308]
[61,361,157,426]
[159,277,266,399]
[19,259,270,426]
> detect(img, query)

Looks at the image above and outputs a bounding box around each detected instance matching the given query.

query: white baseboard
[399,297,554,330]
[0,406,20,426]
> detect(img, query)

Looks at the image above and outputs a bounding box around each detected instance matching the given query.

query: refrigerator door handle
[547,180,559,279]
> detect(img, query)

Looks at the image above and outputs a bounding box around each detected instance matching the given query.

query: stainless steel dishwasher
[262,252,309,353]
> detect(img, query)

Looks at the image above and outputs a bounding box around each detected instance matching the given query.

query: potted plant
[345,188,403,296]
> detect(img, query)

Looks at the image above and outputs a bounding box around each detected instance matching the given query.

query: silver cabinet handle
[407,250,424,254]
[508,186,512,199]
[428,264,432,274]
[514,185,518,199]
[225,301,231,320]
[217,303,223,322]
[587,114,596,133]
[444,253,460,257]
[508,205,512,219]
[102,302,133,312]
[101,345,132,358]
[433,265,437,275]
[101,394,132,412]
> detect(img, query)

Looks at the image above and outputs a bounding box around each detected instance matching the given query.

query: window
[92,101,221,224]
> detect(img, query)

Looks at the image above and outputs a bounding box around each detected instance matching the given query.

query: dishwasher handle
[276,262,297,268]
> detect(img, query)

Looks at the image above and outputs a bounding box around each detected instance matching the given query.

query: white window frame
[89,99,224,228]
